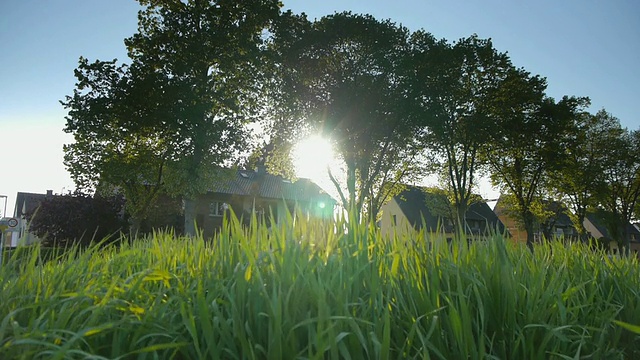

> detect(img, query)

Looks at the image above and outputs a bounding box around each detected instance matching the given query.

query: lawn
[1,213,639,359]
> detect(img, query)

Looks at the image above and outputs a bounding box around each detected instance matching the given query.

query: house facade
[380,186,507,241]
[191,168,336,237]
[493,197,640,256]
[583,209,640,256]
[494,197,578,244]
[8,190,55,246]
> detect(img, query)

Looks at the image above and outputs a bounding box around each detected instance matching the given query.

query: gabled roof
[394,186,506,234]
[209,169,335,204]
[13,192,48,218]
[585,208,640,241]
[494,197,575,228]
[547,203,575,228]
[466,200,501,223]
[394,187,444,231]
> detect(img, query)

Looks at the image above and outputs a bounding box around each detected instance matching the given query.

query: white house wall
[380,199,415,239]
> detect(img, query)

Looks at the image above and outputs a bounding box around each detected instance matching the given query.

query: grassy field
[1,213,639,359]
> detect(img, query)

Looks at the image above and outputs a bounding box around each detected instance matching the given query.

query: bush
[24,191,127,247]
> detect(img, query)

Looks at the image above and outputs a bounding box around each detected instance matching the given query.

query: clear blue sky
[1,0,638,215]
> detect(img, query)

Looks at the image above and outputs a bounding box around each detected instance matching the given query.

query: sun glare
[293,135,335,182]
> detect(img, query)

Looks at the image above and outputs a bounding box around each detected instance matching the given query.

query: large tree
[63,59,174,233]
[483,67,585,249]
[273,12,422,221]
[408,32,512,232]
[63,0,282,235]
[548,108,621,240]
[599,127,640,254]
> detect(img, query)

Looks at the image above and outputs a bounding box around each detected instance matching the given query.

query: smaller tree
[548,109,619,241]
[483,66,585,249]
[273,12,422,221]
[408,32,512,231]
[62,58,174,234]
[599,128,640,254]
[24,192,127,247]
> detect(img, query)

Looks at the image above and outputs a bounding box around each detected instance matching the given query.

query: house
[494,197,578,244]
[190,167,336,237]
[583,208,640,256]
[380,186,507,240]
[493,197,640,256]
[8,190,55,246]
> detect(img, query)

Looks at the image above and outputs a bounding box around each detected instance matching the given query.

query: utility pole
[0,195,7,217]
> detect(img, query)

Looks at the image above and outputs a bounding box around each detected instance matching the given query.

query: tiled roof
[394,186,506,233]
[209,169,335,204]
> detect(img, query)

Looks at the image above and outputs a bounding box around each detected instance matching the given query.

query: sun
[293,135,335,182]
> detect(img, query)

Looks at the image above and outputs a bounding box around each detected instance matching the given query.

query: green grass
[1,212,639,359]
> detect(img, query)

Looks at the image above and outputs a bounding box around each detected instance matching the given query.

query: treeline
[61,1,639,250]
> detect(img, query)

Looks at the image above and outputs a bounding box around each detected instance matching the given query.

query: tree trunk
[346,161,359,222]
[455,201,468,239]
[620,218,631,256]
[129,216,142,239]
[523,210,536,251]
[184,198,197,237]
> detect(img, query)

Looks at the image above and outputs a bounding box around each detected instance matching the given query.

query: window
[392,215,397,226]
[209,202,227,217]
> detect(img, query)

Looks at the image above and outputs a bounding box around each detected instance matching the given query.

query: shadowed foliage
[23,191,127,247]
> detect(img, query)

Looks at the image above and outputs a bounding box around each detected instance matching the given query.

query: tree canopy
[482,66,588,248]
[599,127,640,253]
[271,12,423,220]
[63,0,282,234]
[407,33,512,230]
[60,3,640,249]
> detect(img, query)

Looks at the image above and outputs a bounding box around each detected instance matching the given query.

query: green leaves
[23,191,127,247]
[613,320,640,334]
[63,1,283,232]
[480,67,589,246]
[271,12,422,219]
[407,34,514,231]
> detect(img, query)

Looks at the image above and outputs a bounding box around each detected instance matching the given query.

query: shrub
[24,191,127,246]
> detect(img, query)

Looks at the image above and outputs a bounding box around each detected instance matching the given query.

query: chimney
[46,190,53,196]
